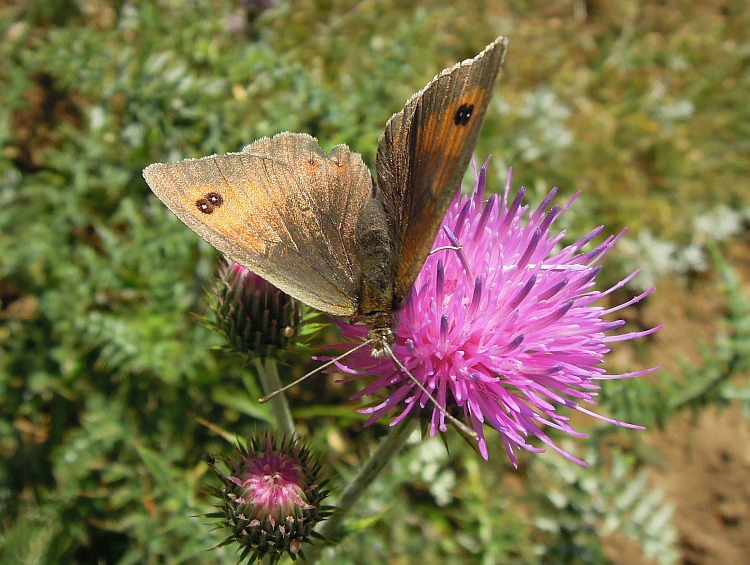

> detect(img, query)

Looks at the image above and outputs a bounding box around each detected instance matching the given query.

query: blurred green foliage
[1,0,749,563]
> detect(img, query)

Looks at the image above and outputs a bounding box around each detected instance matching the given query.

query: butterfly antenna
[382,340,478,439]
[258,340,371,403]
[429,244,462,255]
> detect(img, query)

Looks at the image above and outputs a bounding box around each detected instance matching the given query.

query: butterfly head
[365,311,396,357]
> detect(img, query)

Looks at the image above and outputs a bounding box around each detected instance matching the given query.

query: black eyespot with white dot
[195,191,224,214]
[454,103,474,126]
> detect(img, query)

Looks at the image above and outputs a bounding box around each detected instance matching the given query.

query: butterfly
[144,36,508,358]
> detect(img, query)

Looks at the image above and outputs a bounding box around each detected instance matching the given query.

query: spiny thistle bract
[208,260,305,358]
[206,432,334,563]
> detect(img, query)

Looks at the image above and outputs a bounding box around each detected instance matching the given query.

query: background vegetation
[2,0,748,563]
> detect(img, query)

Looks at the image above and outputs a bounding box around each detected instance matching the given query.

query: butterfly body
[144,36,508,356]
[352,196,399,353]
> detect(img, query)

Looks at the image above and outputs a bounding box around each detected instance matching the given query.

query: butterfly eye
[454,103,475,126]
[195,192,224,214]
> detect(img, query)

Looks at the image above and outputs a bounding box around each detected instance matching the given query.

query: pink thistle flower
[334,158,660,465]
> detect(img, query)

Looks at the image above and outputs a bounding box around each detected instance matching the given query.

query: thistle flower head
[209,260,303,358]
[207,432,333,563]
[335,158,660,465]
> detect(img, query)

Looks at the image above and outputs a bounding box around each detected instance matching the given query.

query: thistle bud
[209,260,303,357]
[206,432,333,563]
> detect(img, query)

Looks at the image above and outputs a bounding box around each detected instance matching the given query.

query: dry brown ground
[606,240,750,565]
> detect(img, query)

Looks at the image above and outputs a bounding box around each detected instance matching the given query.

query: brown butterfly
[144,36,508,358]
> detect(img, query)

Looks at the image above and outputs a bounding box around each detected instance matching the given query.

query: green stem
[308,418,419,561]
[253,357,296,437]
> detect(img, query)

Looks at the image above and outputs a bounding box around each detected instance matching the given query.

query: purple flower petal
[333,160,659,464]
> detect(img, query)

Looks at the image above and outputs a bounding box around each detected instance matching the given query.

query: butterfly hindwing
[243,133,373,276]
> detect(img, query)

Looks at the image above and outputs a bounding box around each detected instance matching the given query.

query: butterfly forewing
[143,37,508,345]
[144,134,372,316]
[375,36,508,301]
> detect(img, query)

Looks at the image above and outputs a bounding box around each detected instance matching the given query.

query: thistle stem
[308,418,419,561]
[253,357,296,437]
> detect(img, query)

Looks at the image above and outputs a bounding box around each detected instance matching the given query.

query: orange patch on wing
[416,84,490,194]
[419,85,489,155]
[184,180,271,254]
